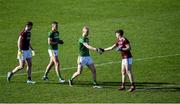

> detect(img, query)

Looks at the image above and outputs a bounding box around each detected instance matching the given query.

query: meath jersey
[48,31,59,50]
[78,36,90,56]
[19,30,31,50]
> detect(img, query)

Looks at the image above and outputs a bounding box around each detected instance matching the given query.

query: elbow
[126,48,131,51]
[86,46,92,50]
[48,41,53,45]
[84,45,91,49]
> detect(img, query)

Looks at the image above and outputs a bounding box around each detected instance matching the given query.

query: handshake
[96,48,105,54]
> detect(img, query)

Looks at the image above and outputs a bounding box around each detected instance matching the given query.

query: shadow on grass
[7,80,67,85]
[68,81,180,92]
[100,81,180,92]
[7,80,180,92]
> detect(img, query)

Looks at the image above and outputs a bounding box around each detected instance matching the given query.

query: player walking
[103,29,135,92]
[7,21,36,84]
[42,21,65,83]
[68,26,103,88]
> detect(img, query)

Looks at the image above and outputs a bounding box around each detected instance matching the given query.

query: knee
[92,69,96,74]
[27,65,32,69]
[54,62,60,67]
[121,70,126,75]
[19,65,24,69]
[126,70,131,75]
[48,62,54,67]
[76,71,81,75]
[28,63,32,67]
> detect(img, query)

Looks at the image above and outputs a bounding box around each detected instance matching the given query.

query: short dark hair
[52,21,58,25]
[115,29,124,35]
[26,21,33,26]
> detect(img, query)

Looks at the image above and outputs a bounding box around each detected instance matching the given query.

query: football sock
[121,82,125,86]
[58,76,63,80]
[70,77,73,81]
[10,72,13,76]
[28,77,31,80]
[44,71,48,77]
[93,80,97,85]
[131,82,135,86]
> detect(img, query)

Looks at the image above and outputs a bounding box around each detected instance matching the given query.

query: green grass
[0,0,180,103]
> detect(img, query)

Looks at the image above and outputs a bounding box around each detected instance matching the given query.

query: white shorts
[17,50,32,60]
[122,58,133,65]
[78,56,93,66]
[48,49,58,57]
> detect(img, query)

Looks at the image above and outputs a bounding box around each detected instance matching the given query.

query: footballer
[103,29,136,92]
[42,21,65,83]
[7,21,36,84]
[68,26,103,88]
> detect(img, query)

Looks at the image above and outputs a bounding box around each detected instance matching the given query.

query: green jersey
[79,36,90,56]
[48,31,59,50]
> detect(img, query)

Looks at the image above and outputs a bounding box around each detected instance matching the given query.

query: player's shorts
[78,56,93,66]
[17,50,32,60]
[122,58,133,65]
[48,49,58,57]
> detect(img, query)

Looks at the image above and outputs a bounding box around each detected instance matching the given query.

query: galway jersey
[19,30,31,50]
[116,37,132,59]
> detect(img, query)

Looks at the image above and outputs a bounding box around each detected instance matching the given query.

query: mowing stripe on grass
[1,53,180,78]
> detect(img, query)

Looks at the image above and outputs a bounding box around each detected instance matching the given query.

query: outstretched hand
[58,40,64,44]
[116,46,122,52]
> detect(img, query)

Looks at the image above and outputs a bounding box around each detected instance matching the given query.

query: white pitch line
[0,53,180,78]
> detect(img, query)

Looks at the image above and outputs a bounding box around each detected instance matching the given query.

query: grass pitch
[0,0,180,103]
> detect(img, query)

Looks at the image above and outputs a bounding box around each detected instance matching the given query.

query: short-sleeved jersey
[79,36,90,56]
[48,31,59,50]
[116,37,132,59]
[19,31,31,50]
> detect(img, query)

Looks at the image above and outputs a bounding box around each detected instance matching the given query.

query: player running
[68,26,103,88]
[42,21,65,83]
[103,29,136,92]
[7,21,36,84]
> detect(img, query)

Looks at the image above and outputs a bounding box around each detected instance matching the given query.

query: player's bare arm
[29,41,34,50]
[17,36,22,50]
[29,41,35,56]
[104,44,117,51]
[48,38,58,45]
[83,43,97,51]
